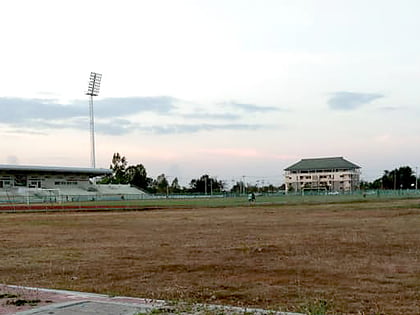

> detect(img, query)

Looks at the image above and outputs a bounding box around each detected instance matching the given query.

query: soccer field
[1,198,420,314]
[1,189,419,213]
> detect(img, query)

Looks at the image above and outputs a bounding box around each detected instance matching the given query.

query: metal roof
[285,157,360,171]
[0,164,112,176]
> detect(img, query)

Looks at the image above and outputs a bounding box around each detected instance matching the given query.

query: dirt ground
[1,199,420,314]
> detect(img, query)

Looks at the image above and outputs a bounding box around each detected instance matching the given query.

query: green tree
[230,181,245,194]
[366,166,417,190]
[359,180,372,190]
[190,175,224,194]
[246,184,258,193]
[381,166,416,189]
[154,174,169,194]
[170,177,181,193]
[126,164,152,190]
[107,152,128,184]
[99,153,153,190]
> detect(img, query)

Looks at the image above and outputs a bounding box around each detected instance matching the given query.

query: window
[0,180,11,188]
[14,175,27,187]
[55,181,77,186]
[29,181,41,188]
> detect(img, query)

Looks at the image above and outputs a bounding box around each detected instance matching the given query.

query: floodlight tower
[86,72,102,168]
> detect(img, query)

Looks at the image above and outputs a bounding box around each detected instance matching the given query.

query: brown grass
[1,199,420,314]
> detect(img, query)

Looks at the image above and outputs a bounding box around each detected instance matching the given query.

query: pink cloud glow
[198,148,299,160]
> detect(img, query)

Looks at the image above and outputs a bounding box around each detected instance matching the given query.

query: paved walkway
[1,284,302,315]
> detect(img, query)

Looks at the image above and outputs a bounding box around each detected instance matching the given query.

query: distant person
[248,192,256,202]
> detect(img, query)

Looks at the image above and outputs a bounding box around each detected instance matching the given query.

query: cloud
[148,123,263,135]
[96,122,264,135]
[226,101,281,112]
[95,119,136,135]
[2,128,48,135]
[199,148,299,160]
[0,96,275,135]
[0,96,177,124]
[328,92,384,110]
[182,112,241,120]
[0,97,84,123]
[87,96,176,117]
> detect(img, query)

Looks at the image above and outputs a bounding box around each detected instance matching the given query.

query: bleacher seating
[0,184,148,204]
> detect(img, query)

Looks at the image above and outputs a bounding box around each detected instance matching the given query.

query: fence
[0,189,419,212]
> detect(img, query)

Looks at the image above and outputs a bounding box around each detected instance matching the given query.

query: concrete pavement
[1,285,303,315]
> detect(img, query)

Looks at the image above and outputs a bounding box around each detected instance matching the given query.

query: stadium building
[284,157,361,193]
[0,164,146,203]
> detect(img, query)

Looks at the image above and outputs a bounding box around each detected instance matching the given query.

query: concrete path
[1,284,303,315]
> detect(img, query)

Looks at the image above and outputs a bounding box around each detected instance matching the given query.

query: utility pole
[204,176,207,195]
[394,171,397,190]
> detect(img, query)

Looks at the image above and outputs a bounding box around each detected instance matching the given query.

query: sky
[1,0,419,187]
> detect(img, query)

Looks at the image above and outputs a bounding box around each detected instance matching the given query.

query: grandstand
[0,165,147,203]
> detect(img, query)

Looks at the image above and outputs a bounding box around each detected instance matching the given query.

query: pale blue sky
[1,0,419,186]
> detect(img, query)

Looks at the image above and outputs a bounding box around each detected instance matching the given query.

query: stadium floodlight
[86,72,102,168]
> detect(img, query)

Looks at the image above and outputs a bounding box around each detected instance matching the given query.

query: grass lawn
[1,198,420,314]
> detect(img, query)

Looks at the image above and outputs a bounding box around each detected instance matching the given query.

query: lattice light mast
[86,72,102,168]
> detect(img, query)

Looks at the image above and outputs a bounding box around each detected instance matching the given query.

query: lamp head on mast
[86,72,102,96]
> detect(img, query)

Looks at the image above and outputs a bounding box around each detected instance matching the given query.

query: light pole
[166,175,172,198]
[204,176,207,195]
[86,72,102,168]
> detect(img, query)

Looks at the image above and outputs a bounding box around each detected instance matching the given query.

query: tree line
[99,153,226,194]
[361,166,419,190]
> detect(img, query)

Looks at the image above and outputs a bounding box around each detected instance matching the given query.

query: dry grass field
[1,198,420,314]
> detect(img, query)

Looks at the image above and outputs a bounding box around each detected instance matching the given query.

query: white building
[0,165,111,189]
[284,157,361,193]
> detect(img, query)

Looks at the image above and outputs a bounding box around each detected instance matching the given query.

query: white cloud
[328,92,384,110]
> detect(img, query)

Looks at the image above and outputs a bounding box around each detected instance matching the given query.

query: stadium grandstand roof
[0,164,112,176]
[284,157,360,171]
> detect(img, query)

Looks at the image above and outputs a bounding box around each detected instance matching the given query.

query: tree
[154,174,169,194]
[246,184,258,193]
[170,177,181,193]
[230,181,244,194]
[359,180,372,190]
[380,166,416,190]
[100,152,129,184]
[126,164,152,190]
[365,166,418,190]
[190,175,224,194]
[99,153,153,190]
